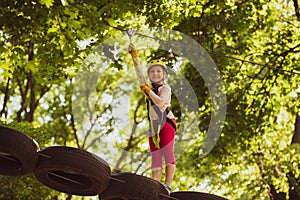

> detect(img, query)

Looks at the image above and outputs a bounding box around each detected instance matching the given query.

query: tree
[172,0,300,199]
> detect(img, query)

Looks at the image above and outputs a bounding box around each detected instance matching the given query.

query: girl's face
[148,65,166,83]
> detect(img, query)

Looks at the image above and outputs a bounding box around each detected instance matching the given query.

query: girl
[128,43,176,193]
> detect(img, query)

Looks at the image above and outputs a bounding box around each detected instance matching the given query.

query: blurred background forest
[0,0,299,199]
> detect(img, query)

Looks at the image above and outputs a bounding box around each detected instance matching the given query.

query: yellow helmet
[147,59,168,74]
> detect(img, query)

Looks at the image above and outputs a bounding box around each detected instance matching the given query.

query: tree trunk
[113,97,144,173]
[292,0,300,21]
[25,71,35,122]
[269,184,286,200]
[269,113,300,200]
[0,78,10,118]
[291,113,300,144]
[289,113,300,200]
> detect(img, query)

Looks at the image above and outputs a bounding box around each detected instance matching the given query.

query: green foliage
[171,0,300,199]
[0,175,59,200]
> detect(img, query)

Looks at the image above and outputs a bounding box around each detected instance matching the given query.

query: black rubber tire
[170,191,228,200]
[34,146,111,196]
[0,125,40,176]
[99,173,171,200]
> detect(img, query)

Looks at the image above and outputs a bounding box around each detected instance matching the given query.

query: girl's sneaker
[163,184,172,194]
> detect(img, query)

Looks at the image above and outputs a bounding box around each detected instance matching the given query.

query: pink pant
[148,118,176,169]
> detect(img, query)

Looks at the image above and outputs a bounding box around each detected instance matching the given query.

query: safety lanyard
[147,84,166,149]
[147,97,165,149]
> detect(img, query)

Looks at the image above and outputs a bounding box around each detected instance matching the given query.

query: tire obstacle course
[0,125,228,200]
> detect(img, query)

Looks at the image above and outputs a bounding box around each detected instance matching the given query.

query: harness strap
[150,102,176,131]
[146,84,176,149]
[166,117,177,132]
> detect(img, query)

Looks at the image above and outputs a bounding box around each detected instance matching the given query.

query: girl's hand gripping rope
[140,84,151,95]
[128,43,147,85]
[128,43,139,67]
[128,43,138,58]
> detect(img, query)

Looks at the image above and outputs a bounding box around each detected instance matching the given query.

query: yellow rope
[148,98,161,149]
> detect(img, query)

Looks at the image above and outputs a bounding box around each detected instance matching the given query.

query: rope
[147,97,163,149]
[105,23,168,43]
